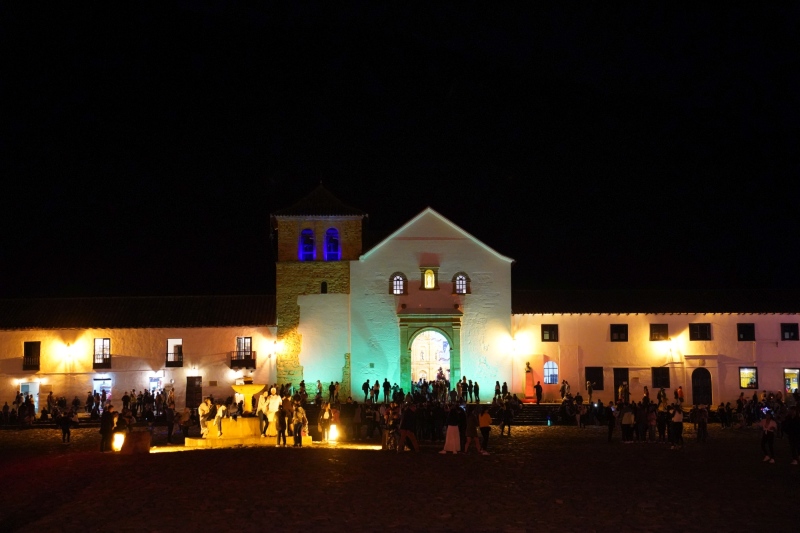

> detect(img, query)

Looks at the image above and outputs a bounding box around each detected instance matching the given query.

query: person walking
[464,407,489,455]
[397,403,420,452]
[479,406,492,451]
[99,404,116,452]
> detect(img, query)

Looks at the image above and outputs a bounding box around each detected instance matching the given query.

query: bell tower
[270,184,365,389]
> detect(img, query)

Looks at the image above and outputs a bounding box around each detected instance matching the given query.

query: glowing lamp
[112,433,125,452]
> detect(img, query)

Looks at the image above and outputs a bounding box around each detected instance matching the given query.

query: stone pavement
[0,423,796,532]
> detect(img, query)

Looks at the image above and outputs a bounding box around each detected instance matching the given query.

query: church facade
[1,186,798,411]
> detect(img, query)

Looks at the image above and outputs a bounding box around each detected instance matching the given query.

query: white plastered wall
[0,325,277,410]
[512,313,800,405]
[350,209,513,395]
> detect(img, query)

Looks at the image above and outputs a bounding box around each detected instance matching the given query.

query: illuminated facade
[1,186,798,409]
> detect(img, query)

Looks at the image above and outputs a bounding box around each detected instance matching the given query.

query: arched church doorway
[410,330,451,386]
[691,367,712,406]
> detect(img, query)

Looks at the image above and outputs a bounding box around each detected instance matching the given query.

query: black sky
[2,3,799,299]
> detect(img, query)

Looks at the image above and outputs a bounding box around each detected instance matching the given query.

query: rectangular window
[689,323,712,341]
[737,323,755,341]
[541,324,559,342]
[651,367,670,388]
[235,337,252,359]
[610,324,628,342]
[785,369,799,394]
[584,367,604,391]
[781,323,799,341]
[166,338,183,367]
[93,338,111,369]
[739,367,758,389]
[650,324,669,341]
[23,341,41,371]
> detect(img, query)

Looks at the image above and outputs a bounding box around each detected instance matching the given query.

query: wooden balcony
[165,352,184,368]
[22,355,40,371]
[93,354,112,370]
[229,350,257,369]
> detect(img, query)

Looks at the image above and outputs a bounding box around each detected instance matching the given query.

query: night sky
[3,3,799,299]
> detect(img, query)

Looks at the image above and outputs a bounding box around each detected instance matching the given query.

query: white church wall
[351,209,513,395]
[297,293,350,388]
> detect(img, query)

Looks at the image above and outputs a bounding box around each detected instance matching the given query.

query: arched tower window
[299,229,315,261]
[389,272,407,295]
[452,272,471,294]
[324,228,341,261]
[544,361,559,385]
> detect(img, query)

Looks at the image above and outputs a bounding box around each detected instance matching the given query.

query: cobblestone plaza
[0,423,795,531]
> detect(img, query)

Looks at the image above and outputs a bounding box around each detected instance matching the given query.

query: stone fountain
[184,377,312,448]
[231,376,265,414]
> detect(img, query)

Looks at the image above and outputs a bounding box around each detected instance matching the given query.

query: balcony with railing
[22,355,40,371]
[165,351,184,368]
[93,353,112,370]
[229,350,257,369]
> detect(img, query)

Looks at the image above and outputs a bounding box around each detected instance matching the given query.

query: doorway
[19,382,40,414]
[411,330,450,386]
[691,368,712,406]
[613,368,629,402]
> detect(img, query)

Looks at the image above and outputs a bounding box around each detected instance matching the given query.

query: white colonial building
[1,186,798,411]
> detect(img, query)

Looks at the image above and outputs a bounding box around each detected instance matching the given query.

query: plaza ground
[0,423,796,532]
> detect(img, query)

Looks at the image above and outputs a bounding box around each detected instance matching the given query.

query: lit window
[689,323,712,341]
[324,228,340,261]
[236,337,252,359]
[542,324,558,342]
[93,338,111,369]
[785,369,799,393]
[544,361,559,384]
[419,267,439,290]
[299,229,315,261]
[390,273,407,295]
[452,272,470,294]
[650,324,669,341]
[739,367,758,389]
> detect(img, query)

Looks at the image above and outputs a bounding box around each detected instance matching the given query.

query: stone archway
[398,310,462,390]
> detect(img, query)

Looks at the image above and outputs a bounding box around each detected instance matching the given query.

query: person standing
[383,379,391,403]
[559,381,567,400]
[275,404,287,447]
[494,381,502,401]
[197,397,211,438]
[165,403,176,444]
[439,405,461,454]
[760,412,778,463]
[478,406,492,451]
[783,406,800,465]
[293,401,308,447]
[57,409,76,443]
[362,380,370,403]
[670,404,684,450]
[534,381,543,405]
[606,401,616,442]
[257,392,269,437]
[266,387,282,437]
[473,382,481,403]
[99,404,116,452]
